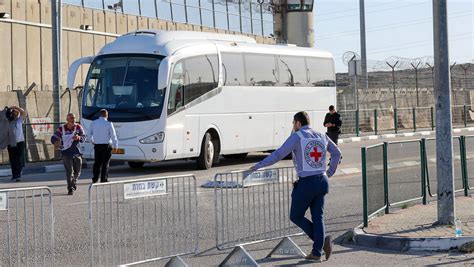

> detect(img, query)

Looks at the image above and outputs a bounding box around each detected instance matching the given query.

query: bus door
[165,61,185,159]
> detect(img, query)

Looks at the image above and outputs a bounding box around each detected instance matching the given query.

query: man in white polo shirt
[89,109,118,183]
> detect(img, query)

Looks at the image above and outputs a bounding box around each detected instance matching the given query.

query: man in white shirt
[89,109,118,183]
[6,106,27,182]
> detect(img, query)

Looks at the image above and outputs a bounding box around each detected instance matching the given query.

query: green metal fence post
[461,136,469,196]
[464,105,468,127]
[394,108,398,134]
[430,106,435,130]
[356,109,360,137]
[383,142,389,214]
[361,147,368,227]
[413,107,417,132]
[421,139,427,205]
[374,109,378,135]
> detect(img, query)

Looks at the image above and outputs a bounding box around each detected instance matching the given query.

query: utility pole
[433,0,455,225]
[359,0,368,92]
[51,0,62,123]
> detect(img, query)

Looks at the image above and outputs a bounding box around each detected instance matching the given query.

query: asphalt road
[0,136,472,266]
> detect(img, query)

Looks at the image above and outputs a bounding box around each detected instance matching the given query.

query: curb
[339,127,473,144]
[352,226,474,252]
[0,161,125,177]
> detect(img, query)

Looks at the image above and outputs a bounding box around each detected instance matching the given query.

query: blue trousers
[290,174,329,257]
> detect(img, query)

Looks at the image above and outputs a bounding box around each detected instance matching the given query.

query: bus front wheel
[128,162,145,169]
[197,132,218,170]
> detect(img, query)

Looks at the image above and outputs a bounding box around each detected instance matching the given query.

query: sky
[313,0,474,73]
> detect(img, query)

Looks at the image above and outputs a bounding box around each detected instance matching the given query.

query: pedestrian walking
[2,106,27,182]
[89,109,118,183]
[51,113,86,195]
[323,105,342,145]
[250,111,341,261]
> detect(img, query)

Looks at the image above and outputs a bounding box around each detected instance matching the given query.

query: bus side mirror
[158,58,170,90]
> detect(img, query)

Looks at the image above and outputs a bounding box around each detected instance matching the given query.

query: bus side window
[183,54,218,105]
[305,57,336,87]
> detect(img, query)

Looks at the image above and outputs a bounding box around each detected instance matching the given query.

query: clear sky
[313,0,474,73]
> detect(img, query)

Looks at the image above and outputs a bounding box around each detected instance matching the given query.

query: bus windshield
[82,55,165,122]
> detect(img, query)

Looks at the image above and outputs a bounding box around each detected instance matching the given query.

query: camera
[4,107,14,122]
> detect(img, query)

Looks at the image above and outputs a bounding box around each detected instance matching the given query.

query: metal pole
[433,0,455,225]
[51,0,62,124]
[359,0,368,91]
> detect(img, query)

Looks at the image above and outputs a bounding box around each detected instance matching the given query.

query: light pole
[51,0,62,124]
[433,0,455,225]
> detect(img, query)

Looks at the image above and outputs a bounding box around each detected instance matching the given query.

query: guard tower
[274,0,315,47]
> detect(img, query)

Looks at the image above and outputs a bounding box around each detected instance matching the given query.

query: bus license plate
[113,148,125,154]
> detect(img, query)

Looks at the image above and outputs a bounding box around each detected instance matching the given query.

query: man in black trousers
[89,109,118,183]
[323,105,342,145]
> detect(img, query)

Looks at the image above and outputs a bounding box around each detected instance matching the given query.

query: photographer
[3,106,27,182]
[51,113,85,195]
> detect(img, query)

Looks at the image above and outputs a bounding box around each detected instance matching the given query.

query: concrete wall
[0,2,276,93]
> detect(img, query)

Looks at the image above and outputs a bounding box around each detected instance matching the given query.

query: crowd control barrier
[88,175,198,266]
[0,186,55,266]
[214,167,306,266]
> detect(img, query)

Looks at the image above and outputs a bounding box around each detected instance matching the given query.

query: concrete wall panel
[82,8,93,29]
[69,31,82,88]
[81,33,94,86]
[105,36,116,45]
[11,0,25,20]
[116,13,127,34]
[0,22,12,91]
[27,26,41,87]
[158,20,168,30]
[93,10,105,32]
[166,21,176,31]
[40,1,51,24]
[127,15,138,32]
[61,29,69,89]
[26,0,40,23]
[148,18,159,30]
[94,34,106,55]
[104,11,116,33]
[0,0,12,14]
[66,5,81,28]
[12,23,27,90]
[192,25,202,32]
[138,17,148,30]
[41,28,52,90]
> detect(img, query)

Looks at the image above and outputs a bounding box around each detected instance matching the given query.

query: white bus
[67,30,336,169]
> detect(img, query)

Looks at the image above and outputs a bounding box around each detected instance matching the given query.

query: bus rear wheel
[128,162,145,169]
[197,132,218,170]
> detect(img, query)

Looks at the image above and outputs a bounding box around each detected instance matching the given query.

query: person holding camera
[51,113,86,195]
[2,106,27,182]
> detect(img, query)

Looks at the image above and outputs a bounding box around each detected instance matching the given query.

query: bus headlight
[139,132,165,144]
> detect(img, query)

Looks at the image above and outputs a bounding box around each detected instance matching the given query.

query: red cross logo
[310,146,322,162]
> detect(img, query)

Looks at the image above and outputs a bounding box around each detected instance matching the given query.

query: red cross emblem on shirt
[310,146,322,162]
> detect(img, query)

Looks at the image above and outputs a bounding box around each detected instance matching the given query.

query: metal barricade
[463,135,474,190]
[88,175,198,266]
[214,167,305,266]
[361,143,386,227]
[424,137,465,197]
[0,186,55,266]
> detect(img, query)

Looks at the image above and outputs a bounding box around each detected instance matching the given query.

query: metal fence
[340,105,474,136]
[0,186,55,266]
[361,144,386,226]
[214,167,301,250]
[361,137,472,227]
[24,123,63,163]
[88,175,198,266]
[464,136,474,190]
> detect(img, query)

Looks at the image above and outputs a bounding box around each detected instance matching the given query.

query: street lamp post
[433,0,455,225]
[51,0,62,124]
